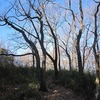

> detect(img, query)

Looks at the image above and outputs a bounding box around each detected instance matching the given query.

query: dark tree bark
[46,51,58,77]
[39,18,47,91]
[58,42,61,70]
[76,0,84,74]
[93,2,100,99]
[65,47,72,71]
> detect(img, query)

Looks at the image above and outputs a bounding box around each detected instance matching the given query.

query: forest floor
[0,83,85,100]
[40,85,84,100]
[39,78,85,100]
[0,67,95,100]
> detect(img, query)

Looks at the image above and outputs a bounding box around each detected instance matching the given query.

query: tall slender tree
[76,0,84,74]
[93,0,100,99]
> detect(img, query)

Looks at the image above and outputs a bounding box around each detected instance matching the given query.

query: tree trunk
[35,51,47,92]
[58,43,61,70]
[40,46,47,91]
[65,47,72,70]
[53,61,58,77]
[39,19,48,91]
[76,0,84,75]
[94,50,100,99]
[76,41,83,74]
[32,53,35,67]
[43,9,59,77]
[93,3,100,99]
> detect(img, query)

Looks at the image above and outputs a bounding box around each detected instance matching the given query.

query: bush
[0,66,96,100]
[0,66,41,100]
[48,70,95,100]
[0,66,38,85]
[0,84,41,100]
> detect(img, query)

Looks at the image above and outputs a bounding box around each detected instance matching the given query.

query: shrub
[48,70,95,100]
[0,66,38,85]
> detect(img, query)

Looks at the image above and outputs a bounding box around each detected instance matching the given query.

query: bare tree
[93,1,100,99]
[75,0,84,74]
[0,0,48,91]
[42,3,59,77]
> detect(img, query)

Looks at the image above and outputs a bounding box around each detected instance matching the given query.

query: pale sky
[0,0,98,54]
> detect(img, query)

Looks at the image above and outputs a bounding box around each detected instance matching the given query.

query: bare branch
[0,53,33,57]
[93,0,100,3]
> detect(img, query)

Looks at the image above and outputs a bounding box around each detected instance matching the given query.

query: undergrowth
[0,65,96,100]
[46,70,96,100]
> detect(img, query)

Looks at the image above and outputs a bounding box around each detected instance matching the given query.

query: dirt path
[40,85,84,100]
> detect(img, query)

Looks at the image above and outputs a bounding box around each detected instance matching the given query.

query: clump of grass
[28,82,39,90]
